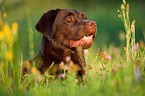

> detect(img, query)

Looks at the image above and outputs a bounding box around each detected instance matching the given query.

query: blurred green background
[3,0,145,60]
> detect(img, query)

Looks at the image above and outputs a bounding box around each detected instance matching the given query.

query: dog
[23,9,97,77]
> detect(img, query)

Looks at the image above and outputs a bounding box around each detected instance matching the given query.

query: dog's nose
[87,21,97,27]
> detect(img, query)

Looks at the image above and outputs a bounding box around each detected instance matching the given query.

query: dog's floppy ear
[35,9,60,41]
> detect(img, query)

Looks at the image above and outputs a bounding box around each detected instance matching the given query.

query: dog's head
[36,9,97,49]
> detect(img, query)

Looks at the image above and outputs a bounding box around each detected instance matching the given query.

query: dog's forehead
[62,9,81,14]
[57,9,85,17]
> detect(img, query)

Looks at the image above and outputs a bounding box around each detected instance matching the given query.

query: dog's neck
[40,36,72,62]
[38,36,85,74]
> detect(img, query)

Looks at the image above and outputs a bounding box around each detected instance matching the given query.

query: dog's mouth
[69,33,96,49]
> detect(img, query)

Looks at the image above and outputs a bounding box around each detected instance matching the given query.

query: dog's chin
[69,35,94,49]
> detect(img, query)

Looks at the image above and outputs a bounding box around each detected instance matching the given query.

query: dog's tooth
[83,35,93,40]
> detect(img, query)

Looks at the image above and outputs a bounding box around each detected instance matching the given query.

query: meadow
[0,0,145,96]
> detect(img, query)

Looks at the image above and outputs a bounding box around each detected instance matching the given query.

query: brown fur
[23,9,97,77]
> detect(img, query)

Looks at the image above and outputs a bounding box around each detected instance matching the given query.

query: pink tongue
[70,35,93,48]
[70,40,81,47]
[81,38,93,47]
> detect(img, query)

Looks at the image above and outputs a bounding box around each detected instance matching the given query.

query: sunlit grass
[0,0,145,96]
[118,0,136,61]
[0,9,20,95]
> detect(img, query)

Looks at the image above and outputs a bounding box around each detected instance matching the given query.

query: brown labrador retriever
[23,9,97,77]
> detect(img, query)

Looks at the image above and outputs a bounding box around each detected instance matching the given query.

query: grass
[0,0,145,96]
[118,0,136,61]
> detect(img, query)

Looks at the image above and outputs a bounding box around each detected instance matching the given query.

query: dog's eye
[66,16,74,22]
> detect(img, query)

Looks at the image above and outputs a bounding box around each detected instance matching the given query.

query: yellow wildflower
[3,13,7,18]
[31,67,40,74]
[4,24,11,36]
[99,51,106,58]
[0,31,4,40]
[123,0,126,5]
[75,79,78,84]
[31,67,37,73]
[12,22,18,30]
[6,51,13,60]
[121,4,125,10]
[24,61,31,69]
[6,36,13,43]
[9,43,13,47]
[12,22,18,35]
